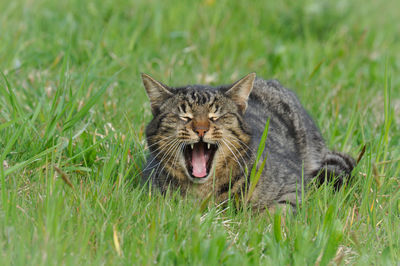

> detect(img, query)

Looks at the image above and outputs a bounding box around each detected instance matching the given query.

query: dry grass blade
[372,164,381,187]
[2,160,9,170]
[54,165,74,190]
[356,144,366,164]
[200,192,213,212]
[113,224,123,257]
[376,158,400,165]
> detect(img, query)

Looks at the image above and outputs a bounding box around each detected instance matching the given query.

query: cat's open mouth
[183,142,218,180]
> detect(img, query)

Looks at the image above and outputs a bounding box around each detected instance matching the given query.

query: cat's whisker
[146,149,177,179]
[156,140,184,176]
[158,141,182,178]
[169,143,182,169]
[146,135,176,151]
[142,139,178,172]
[176,143,185,167]
[216,142,229,169]
[132,135,176,154]
[165,142,185,180]
[142,138,179,173]
[221,137,249,171]
[223,137,253,163]
[220,139,247,178]
[132,135,177,161]
[228,137,255,158]
[152,139,181,175]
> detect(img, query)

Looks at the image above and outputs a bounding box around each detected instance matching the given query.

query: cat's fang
[207,143,210,149]
[191,144,194,150]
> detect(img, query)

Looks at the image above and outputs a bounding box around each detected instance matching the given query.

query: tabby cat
[141,73,355,210]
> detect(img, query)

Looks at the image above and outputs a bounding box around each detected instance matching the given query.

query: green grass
[1,0,399,264]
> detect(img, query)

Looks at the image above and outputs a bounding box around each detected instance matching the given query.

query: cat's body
[142,73,355,210]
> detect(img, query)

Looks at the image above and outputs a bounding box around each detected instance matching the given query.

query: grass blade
[246,118,270,202]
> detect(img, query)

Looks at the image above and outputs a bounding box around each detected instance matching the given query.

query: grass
[0,0,399,264]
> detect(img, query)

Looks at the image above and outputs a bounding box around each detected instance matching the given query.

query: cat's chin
[187,174,211,184]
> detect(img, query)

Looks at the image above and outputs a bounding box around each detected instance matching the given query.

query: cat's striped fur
[141,73,355,210]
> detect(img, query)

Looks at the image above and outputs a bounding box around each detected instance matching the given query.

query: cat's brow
[178,103,189,114]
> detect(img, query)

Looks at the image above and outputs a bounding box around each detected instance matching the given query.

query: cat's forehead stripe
[184,88,217,106]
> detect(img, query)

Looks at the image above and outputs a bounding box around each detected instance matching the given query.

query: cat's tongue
[192,144,207,178]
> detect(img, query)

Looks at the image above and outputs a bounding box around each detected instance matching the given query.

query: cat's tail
[313,151,356,189]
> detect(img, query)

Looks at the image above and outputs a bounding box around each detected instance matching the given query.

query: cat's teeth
[191,144,194,150]
[207,143,210,149]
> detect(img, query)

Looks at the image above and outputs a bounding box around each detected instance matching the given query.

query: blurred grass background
[0,0,399,264]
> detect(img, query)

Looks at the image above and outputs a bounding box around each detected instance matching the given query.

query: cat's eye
[180,116,192,122]
[209,116,219,122]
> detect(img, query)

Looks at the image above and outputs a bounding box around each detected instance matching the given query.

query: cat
[141,73,355,210]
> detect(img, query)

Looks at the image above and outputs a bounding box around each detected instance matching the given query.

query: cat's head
[142,73,255,184]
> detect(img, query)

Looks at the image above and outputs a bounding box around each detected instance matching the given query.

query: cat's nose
[193,120,209,138]
[195,127,208,137]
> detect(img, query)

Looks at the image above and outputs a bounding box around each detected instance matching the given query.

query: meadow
[0,0,399,264]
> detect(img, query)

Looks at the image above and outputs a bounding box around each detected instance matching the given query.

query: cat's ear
[141,73,173,114]
[225,73,256,113]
